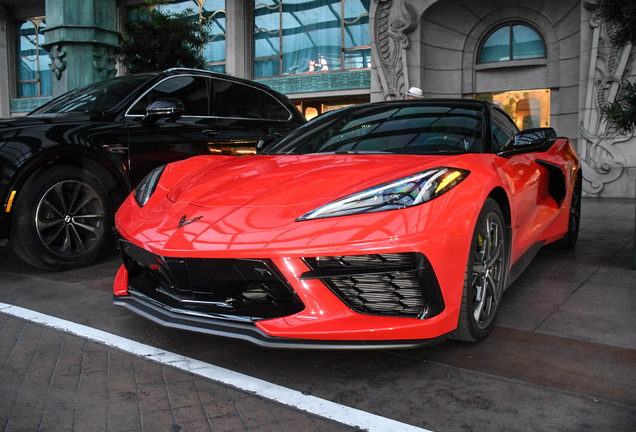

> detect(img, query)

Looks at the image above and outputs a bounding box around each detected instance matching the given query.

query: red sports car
[113,99,581,349]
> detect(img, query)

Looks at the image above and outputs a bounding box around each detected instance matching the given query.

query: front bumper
[113,291,447,349]
[113,238,454,348]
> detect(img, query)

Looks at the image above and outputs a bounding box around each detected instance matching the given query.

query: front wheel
[10,166,113,270]
[450,198,508,342]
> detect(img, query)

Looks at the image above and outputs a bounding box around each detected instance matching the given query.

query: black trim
[507,240,545,287]
[300,252,445,319]
[535,159,566,206]
[300,266,419,280]
[113,294,447,350]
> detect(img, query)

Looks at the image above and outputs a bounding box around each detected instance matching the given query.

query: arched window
[479,23,545,64]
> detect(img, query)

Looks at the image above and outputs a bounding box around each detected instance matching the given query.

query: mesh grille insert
[302,253,432,318]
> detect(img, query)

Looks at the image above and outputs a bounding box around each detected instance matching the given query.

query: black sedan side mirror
[143,98,185,122]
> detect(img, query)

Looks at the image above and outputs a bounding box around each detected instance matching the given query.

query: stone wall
[369,0,636,197]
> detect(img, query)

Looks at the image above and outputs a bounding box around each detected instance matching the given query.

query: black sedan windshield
[266,102,484,155]
[31,75,155,115]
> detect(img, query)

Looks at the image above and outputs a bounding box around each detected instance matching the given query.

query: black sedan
[0,68,306,270]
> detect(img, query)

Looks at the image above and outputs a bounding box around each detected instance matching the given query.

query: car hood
[0,114,102,131]
[121,153,482,255]
[167,154,463,210]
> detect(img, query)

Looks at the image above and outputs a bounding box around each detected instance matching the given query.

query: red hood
[120,153,482,255]
[167,154,462,210]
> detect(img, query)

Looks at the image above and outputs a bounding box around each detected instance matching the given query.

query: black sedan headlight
[134,165,166,208]
[297,167,470,221]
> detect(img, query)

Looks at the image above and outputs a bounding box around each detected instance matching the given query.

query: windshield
[266,103,484,155]
[31,75,155,115]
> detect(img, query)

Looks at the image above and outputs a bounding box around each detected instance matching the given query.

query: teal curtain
[281,0,342,75]
[253,0,371,78]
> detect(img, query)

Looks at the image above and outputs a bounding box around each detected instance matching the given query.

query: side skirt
[506,240,545,289]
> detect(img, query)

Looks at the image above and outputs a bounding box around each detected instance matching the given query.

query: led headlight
[297,167,470,221]
[134,165,166,208]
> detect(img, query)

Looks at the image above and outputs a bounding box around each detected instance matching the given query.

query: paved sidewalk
[0,314,356,432]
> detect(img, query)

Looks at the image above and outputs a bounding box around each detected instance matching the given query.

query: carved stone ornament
[93,46,117,80]
[373,0,413,100]
[48,45,67,80]
[580,7,636,195]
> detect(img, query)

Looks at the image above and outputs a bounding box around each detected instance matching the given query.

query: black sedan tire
[10,166,113,271]
[450,198,508,342]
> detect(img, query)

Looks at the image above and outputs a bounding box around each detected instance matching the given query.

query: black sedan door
[124,75,223,185]
[211,78,296,155]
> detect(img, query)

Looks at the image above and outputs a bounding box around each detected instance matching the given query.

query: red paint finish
[114,139,580,343]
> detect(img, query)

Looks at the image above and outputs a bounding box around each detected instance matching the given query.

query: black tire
[550,174,582,249]
[450,198,508,342]
[10,166,113,271]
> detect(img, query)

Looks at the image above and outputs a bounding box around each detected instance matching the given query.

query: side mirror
[143,98,185,121]
[498,127,557,156]
[512,127,556,147]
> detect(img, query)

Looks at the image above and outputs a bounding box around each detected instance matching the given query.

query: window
[479,23,545,64]
[268,104,484,155]
[129,0,226,73]
[33,75,155,115]
[129,76,210,116]
[491,110,519,152]
[16,17,51,97]
[212,79,291,120]
[475,89,550,130]
[253,0,371,78]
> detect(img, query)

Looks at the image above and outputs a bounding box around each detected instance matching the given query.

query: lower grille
[301,253,444,319]
[120,239,304,321]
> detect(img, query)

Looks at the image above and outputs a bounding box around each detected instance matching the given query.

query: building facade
[0,0,634,197]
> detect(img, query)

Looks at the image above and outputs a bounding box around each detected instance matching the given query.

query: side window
[211,79,290,120]
[491,110,518,151]
[128,76,210,116]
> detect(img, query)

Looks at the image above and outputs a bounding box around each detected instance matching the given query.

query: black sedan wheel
[10,166,112,270]
[451,198,508,342]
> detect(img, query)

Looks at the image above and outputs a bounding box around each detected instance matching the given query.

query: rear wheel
[451,198,508,342]
[10,166,113,270]
[550,174,581,249]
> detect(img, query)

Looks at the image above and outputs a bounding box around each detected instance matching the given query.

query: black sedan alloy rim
[35,180,105,258]
[470,213,505,329]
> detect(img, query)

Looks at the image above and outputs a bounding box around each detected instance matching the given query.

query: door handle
[203,129,219,135]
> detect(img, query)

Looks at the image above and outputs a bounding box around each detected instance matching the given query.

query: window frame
[16,16,51,98]
[477,22,546,65]
[125,74,294,122]
[252,0,372,79]
[490,107,520,153]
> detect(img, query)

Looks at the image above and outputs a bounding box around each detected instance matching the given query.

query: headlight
[134,165,166,208]
[297,167,470,221]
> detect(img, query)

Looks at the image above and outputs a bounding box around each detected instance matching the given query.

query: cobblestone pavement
[0,315,356,432]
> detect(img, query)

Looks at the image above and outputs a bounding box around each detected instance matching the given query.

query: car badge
[178,214,202,229]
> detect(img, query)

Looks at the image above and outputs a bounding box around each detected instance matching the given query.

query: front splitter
[113,294,447,350]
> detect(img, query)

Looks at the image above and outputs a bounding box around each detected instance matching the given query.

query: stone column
[41,0,121,98]
[225,0,251,79]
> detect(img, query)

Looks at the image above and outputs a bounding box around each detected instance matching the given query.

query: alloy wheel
[35,180,106,258]
[470,212,505,329]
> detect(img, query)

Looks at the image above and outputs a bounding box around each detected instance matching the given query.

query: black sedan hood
[0,114,107,133]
